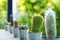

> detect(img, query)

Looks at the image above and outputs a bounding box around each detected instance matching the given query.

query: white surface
[0,29,19,40]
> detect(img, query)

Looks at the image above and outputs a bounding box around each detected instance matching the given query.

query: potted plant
[44,9,57,40]
[4,22,8,31]
[18,25,29,40]
[13,20,19,38]
[10,14,13,33]
[6,22,12,33]
[29,14,44,40]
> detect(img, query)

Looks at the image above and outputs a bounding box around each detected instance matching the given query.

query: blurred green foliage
[0,0,7,29]
[17,0,60,36]
[0,0,60,36]
[52,0,60,36]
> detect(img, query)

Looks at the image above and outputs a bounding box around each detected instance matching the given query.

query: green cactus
[45,9,57,38]
[13,20,18,28]
[32,14,43,32]
[10,14,13,26]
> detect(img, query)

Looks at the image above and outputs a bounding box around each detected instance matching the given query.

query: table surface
[0,29,60,40]
[0,29,19,40]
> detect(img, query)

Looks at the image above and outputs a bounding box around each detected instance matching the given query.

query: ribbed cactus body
[32,14,43,32]
[45,9,57,38]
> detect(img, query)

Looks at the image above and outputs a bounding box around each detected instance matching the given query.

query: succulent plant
[32,14,43,32]
[13,20,18,28]
[19,25,28,30]
[8,22,11,25]
[5,22,9,25]
[45,9,57,38]
[10,14,13,26]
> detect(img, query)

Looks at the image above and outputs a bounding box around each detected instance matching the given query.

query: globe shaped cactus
[45,9,57,38]
[32,14,43,32]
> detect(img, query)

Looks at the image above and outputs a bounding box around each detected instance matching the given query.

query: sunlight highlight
[53,0,56,3]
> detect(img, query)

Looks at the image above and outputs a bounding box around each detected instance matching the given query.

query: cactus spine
[45,9,57,38]
[32,14,43,32]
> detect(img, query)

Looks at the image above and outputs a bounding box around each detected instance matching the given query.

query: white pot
[18,29,29,40]
[4,25,7,31]
[7,25,12,33]
[11,27,13,33]
[13,28,19,38]
[47,38,56,40]
[29,32,42,40]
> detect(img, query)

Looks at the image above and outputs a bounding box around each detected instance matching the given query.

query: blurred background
[0,0,7,29]
[0,0,60,36]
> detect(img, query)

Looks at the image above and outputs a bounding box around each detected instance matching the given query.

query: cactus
[19,25,28,30]
[32,14,43,32]
[45,9,57,38]
[10,14,13,26]
[13,20,18,28]
[8,22,11,25]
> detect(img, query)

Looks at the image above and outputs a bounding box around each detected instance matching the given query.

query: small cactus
[32,14,43,32]
[10,14,13,26]
[13,20,18,28]
[5,22,9,25]
[19,25,28,30]
[45,9,57,38]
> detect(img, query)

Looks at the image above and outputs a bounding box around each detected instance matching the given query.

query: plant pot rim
[19,29,28,30]
[29,31,42,33]
[43,36,60,38]
[13,26,18,28]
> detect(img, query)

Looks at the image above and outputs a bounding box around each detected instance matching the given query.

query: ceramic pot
[13,28,19,38]
[42,37,60,40]
[29,32,42,40]
[4,24,8,31]
[19,29,29,40]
